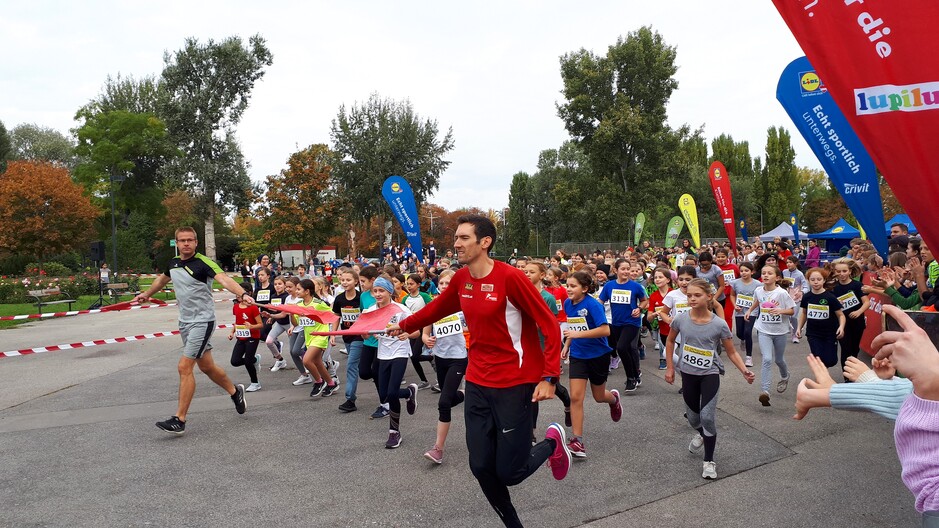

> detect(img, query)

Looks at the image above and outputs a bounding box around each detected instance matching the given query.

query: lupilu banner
[775,56,888,255]
[678,194,700,249]
[708,161,738,255]
[634,212,646,246]
[772,1,939,255]
[381,175,424,263]
[665,216,685,248]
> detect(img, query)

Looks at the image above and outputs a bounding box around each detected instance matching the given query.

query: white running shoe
[689,433,704,453]
[245,382,261,392]
[270,359,287,372]
[744,356,753,367]
[702,461,717,480]
[654,342,661,351]
[329,359,340,377]
[292,374,313,386]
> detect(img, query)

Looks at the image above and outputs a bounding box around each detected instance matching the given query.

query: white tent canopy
[758,221,808,240]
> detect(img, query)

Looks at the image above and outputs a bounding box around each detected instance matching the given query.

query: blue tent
[809,218,860,240]
[809,218,860,254]
[884,214,918,235]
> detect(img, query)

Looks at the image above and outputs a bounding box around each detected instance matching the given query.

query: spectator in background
[805,240,821,269]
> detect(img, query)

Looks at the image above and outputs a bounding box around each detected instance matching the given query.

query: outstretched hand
[872,305,939,400]
[804,354,835,389]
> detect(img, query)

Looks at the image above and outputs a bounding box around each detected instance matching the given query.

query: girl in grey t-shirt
[665,278,754,481]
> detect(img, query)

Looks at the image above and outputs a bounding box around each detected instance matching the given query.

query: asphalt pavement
[0,294,922,527]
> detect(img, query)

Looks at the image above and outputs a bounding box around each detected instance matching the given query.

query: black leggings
[609,324,641,379]
[465,381,556,528]
[231,338,260,384]
[377,357,411,431]
[839,316,866,373]
[358,344,380,394]
[409,338,434,383]
[434,357,467,422]
[680,371,720,462]
[734,315,754,356]
[531,383,570,431]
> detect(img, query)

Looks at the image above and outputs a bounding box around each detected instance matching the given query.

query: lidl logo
[391,182,402,193]
[832,226,844,233]
[800,71,827,97]
[713,168,722,180]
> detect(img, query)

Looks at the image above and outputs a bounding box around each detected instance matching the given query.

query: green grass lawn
[0,276,237,331]
[0,291,177,331]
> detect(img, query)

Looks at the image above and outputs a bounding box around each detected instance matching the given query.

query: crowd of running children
[228,226,936,484]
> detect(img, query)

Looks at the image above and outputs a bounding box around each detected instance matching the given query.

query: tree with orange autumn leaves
[260,144,345,255]
[0,161,100,264]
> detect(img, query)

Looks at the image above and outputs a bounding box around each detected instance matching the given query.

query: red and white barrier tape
[0,298,230,321]
[0,324,235,358]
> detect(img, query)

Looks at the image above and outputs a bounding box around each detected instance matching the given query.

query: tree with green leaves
[557,27,681,196]
[261,144,345,256]
[82,74,162,115]
[0,119,11,174]
[330,93,455,234]
[506,172,531,254]
[760,126,800,227]
[73,109,178,216]
[9,123,77,169]
[159,34,273,260]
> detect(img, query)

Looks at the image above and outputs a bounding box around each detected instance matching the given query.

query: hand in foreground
[842,356,870,382]
[872,305,939,400]
[793,355,837,420]
[804,354,836,389]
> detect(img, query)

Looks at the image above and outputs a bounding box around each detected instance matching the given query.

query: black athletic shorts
[569,352,611,386]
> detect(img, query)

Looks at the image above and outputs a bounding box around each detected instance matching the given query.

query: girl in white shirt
[744,265,796,407]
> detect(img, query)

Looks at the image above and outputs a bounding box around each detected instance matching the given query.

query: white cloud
[2,1,815,213]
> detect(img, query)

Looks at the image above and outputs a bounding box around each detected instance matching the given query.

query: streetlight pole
[754,204,764,236]
[109,171,119,275]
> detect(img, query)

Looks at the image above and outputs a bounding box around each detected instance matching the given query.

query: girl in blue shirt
[562,271,623,459]
[599,258,649,392]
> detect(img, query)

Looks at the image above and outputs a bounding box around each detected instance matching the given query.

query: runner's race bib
[235,325,251,338]
[341,307,360,323]
[297,316,315,327]
[256,290,270,303]
[760,307,782,324]
[681,343,714,369]
[271,298,281,306]
[611,289,632,304]
[567,316,589,333]
[556,300,563,312]
[807,304,829,320]
[675,302,691,317]
[433,315,462,338]
[837,291,860,311]
[722,269,736,283]
[735,294,754,309]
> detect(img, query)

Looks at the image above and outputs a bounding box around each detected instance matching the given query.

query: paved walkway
[0,295,921,527]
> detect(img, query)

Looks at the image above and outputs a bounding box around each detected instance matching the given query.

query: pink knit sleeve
[894,393,939,513]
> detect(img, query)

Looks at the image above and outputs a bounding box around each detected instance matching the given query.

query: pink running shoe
[609,389,622,423]
[545,423,572,480]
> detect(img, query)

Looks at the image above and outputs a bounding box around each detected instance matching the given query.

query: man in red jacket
[389,214,570,528]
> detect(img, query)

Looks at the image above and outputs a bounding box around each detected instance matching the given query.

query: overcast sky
[1,1,814,212]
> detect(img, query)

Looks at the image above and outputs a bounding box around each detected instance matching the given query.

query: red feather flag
[307,303,405,336]
[259,303,339,325]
